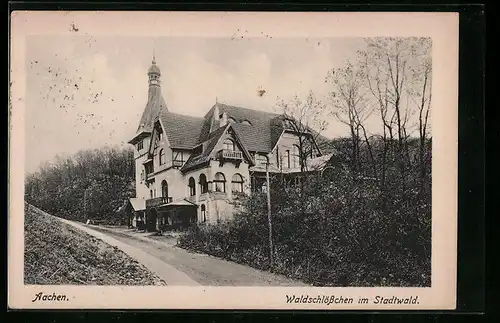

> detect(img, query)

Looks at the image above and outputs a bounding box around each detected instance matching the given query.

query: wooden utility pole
[266,158,274,268]
[83,188,88,222]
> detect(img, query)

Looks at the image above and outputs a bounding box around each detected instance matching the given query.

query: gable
[180,124,255,173]
[209,126,253,164]
[147,120,168,155]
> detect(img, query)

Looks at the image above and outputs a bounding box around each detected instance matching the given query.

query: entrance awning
[164,198,197,207]
[129,198,146,211]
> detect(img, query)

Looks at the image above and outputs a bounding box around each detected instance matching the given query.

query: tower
[148,55,161,87]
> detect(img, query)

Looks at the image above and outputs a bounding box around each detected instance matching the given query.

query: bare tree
[326,62,377,180]
[359,37,432,193]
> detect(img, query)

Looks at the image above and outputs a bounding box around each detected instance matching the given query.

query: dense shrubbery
[24,146,135,224]
[179,138,431,287]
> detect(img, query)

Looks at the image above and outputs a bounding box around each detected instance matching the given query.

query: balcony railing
[146,196,173,208]
[172,160,184,168]
[220,150,243,160]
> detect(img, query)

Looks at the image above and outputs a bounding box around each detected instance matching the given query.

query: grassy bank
[24,204,166,285]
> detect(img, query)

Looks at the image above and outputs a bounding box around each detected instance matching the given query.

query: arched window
[201,204,206,222]
[231,173,244,193]
[161,180,168,198]
[292,145,300,168]
[188,177,196,196]
[199,174,208,194]
[214,172,226,193]
[223,139,235,152]
[159,149,165,165]
[150,189,153,199]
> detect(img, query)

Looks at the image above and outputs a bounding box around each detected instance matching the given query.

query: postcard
[9,11,458,310]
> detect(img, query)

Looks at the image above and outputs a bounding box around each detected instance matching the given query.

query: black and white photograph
[9,11,458,310]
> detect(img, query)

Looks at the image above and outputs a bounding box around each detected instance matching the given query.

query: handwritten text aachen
[285,294,420,305]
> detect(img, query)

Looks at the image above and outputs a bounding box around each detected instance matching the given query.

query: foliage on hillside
[24,146,135,224]
[24,204,165,285]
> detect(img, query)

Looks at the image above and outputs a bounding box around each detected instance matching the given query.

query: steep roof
[158,110,205,150]
[180,125,228,173]
[200,103,282,153]
[136,85,168,134]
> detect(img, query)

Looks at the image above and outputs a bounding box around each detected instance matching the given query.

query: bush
[178,169,431,287]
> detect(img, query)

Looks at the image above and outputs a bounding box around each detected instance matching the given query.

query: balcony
[172,160,184,168]
[146,196,173,208]
[219,150,243,160]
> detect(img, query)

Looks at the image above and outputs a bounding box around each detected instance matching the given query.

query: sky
[25,35,368,173]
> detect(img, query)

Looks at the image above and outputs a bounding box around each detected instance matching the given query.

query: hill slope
[24,204,166,285]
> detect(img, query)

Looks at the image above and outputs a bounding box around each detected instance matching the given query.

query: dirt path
[59,219,200,286]
[86,225,308,286]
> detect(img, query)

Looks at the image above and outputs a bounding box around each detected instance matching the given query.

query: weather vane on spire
[152,47,156,64]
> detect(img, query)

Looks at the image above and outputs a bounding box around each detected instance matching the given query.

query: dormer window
[192,145,203,156]
[223,139,235,152]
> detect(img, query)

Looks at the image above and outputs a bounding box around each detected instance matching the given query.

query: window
[223,139,235,151]
[256,154,267,166]
[157,128,163,141]
[231,174,244,193]
[159,149,165,165]
[284,150,291,168]
[161,180,168,198]
[214,172,226,193]
[201,204,206,222]
[173,151,185,167]
[145,161,154,175]
[291,145,300,168]
[137,140,144,151]
[199,174,208,194]
[261,181,268,194]
[150,190,153,199]
[188,177,196,196]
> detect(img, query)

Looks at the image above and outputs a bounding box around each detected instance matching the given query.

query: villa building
[127,57,333,232]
